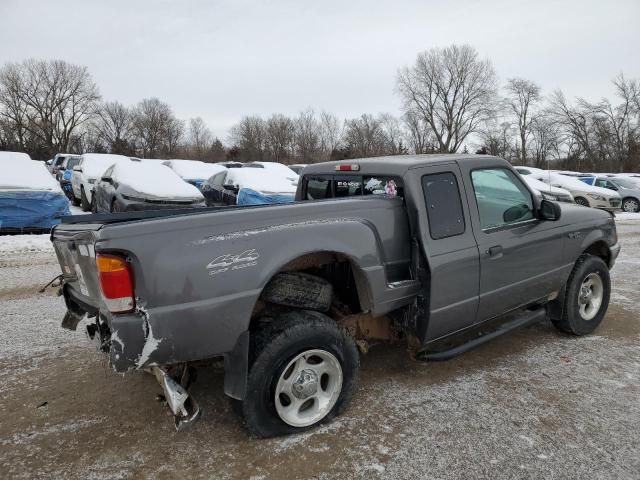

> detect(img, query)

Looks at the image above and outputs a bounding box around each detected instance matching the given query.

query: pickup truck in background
[51,154,620,437]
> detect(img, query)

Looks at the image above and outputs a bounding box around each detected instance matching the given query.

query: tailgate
[52,224,103,310]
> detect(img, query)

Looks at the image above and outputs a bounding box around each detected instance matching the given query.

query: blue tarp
[0,190,70,230]
[237,188,295,206]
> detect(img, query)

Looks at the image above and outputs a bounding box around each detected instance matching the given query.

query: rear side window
[422,172,465,240]
[306,177,332,200]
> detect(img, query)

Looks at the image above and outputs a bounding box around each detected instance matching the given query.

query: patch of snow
[0,234,53,253]
[0,159,62,191]
[0,151,32,162]
[110,161,203,200]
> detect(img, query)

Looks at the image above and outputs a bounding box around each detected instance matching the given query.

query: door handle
[487,245,503,258]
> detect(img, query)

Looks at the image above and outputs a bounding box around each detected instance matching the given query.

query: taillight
[96,253,135,313]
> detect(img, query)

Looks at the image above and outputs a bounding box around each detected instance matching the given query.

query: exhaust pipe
[152,367,201,431]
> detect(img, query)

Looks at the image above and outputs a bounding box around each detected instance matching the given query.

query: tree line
[1,47,638,171]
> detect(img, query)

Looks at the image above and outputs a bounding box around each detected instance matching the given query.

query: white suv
[72,154,130,211]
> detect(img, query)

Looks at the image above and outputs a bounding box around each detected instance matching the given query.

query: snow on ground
[0,234,53,253]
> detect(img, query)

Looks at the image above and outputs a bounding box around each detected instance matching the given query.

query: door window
[471,168,534,230]
[422,172,465,239]
[595,178,617,190]
[306,177,332,199]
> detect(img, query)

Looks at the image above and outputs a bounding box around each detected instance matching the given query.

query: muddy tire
[80,187,91,212]
[553,254,610,335]
[261,272,333,312]
[236,310,359,438]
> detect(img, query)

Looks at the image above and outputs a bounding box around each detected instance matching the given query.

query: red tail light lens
[335,164,360,171]
[96,253,135,313]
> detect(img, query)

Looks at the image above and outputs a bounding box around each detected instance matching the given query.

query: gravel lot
[0,219,639,479]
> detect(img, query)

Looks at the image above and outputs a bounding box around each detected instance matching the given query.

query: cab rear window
[304,175,402,200]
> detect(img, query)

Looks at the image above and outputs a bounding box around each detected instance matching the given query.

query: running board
[418,307,547,362]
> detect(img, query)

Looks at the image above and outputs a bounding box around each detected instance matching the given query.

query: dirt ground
[1,221,639,479]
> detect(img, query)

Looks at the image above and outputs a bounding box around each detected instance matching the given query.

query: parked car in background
[162,159,227,190]
[202,166,298,206]
[288,164,308,174]
[527,169,621,211]
[515,169,574,203]
[0,154,70,233]
[49,153,80,176]
[59,156,82,201]
[243,161,299,182]
[218,161,244,168]
[72,154,131,211]
[524,177,574,202]
[578,176,640,213]
[92,161,205,213]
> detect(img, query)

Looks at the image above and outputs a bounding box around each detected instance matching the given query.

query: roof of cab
[301,154,500,176]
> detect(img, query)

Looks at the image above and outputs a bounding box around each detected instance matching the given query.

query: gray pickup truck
[51,154,620,437]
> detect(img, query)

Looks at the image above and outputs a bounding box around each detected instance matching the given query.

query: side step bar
[419,307,547,362]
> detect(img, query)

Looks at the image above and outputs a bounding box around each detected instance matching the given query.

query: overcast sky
[1,0,638,140]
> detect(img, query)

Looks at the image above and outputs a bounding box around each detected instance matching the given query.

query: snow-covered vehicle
[72,154,131,211]
[515,170,574,203]
[520,168,621,211]
[202,166,298,206]
[243,161,299,183]
[92,161,206,213]
[162,160,227,190]
[0,154,70,233]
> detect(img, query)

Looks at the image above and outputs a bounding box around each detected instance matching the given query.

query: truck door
[409,163,480,343]
[459,161,566,322]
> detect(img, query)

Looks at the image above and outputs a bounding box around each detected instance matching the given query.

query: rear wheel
[80,187,91,211]
[236,310,359,438]
[553,254,610,335]
[574,196,589,207]
[622,197,640,213]
[261,272,333,312]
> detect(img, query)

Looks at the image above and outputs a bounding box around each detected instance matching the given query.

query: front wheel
[237,310,359,438]
[622,197,640,213]
[574,196,589,207]
[553,254,610,335]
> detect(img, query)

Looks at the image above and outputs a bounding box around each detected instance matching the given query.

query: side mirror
[73,166,82,172]
[101,176,113,183]
[539,199,561,221]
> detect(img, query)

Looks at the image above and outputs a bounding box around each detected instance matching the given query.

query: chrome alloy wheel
[274,349,343,427]
[577,272,604,321]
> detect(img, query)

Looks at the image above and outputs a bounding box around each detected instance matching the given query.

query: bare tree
[477,121,515,159]
[319,111,343,161]
[229,116,266,162]
[0,59,100,155]
[402,110,435,154]
[397,45,497,153]
[505,78,541,165]
[131,97,177,158]
[294,109,321,163]
[91,101,133,154]
[265,114,295,163]
[188,117,213,160]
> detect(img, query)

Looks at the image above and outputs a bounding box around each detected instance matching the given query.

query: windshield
[67,158,81,170]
